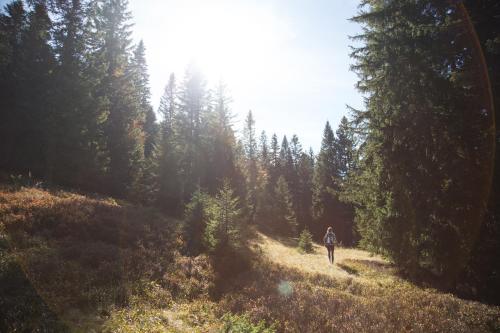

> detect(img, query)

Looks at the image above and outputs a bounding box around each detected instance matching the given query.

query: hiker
[323,226,336,264]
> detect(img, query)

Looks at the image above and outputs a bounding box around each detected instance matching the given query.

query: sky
[0,0,364,151]
[128,0,364,151]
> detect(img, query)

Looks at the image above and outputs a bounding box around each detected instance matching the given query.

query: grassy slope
[0,186,188,332]
[238,233,500,332]
[1,186,499,332]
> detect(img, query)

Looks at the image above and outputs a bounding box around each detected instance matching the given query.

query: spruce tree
[457,0,500,301]
[204,180,241,251]
[313,121,339,238]
[207,81,238,193]
[255,130,273,226]
[335,116,355,180]
[273,176,297,236]
[348,0,494,285]
[131,40,157,159]
[16,2,56,179]
[157,73,181,214]
[268,133,281,188]
[177,63,208,202]
[259,130,270,171]
[97,0,145,196]
[184,189,211,255]
[0,1,27,172]
[51,0,104,189]
[243,110,258,223]
[296,152,314,232]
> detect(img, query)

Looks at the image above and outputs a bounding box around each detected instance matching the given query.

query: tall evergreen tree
[176,63,208,201]
[272,176,297,236]
[259,130,270,171]
[131,40,157,159]
[348,0,494,287]
[204,180,242,251]
[313,122,339,238]
[0,1,28,173]
[335,116,355,180]
[268,133,281,188]
[243,110,258,223]
[206,81,238,193]
[332,117,356,245]
[96,0,145,196]
[184,189,211,255]
[296,151,314,232]
[458,0,500,302]
[15,2,56,179]
[157,73,181,214]
[50,0,107,189]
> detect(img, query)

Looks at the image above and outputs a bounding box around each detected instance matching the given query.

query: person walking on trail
[323,227,336,264]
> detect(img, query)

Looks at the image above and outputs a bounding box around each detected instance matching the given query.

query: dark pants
[325,244,334,264]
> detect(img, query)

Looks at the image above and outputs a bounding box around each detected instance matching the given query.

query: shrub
[298,229,314,253]
[162,254,215,300]
[221,313,276,333]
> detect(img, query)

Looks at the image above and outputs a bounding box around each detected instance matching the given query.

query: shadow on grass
[0,189,180,330]
[0,247,69,332]
[337,262,360,276]
[255,227,299,248]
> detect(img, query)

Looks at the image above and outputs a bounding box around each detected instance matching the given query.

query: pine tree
[335,116,355,180]
[158,73,177,136]
[243,110,258,223]
[290,135,302,166]
[177,63,209,202]
[184,189,211,255]
[0,1,27,172]
[16,2,56,179]
[348,0,494,286]
[255,130,273,226]
[331,117,356,245]
[97,0,145,196]
[268,133,281,188]
[259,130,270,171]
[280,136,296,202]
[131,40,157,159]
[457,0,500,302]
[51,0,105,189]
[288,135,302,210]
[206,81,238,193]
[296,152,314,232]
[298,228,314,253]
[157,73,181,214]
[272,176,297,236]
[312,121,339,238]
[204,180,241,251]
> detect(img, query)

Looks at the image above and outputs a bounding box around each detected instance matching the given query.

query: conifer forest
[0,1,499,332]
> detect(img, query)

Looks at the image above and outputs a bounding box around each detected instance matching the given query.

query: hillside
[1,185,499,332]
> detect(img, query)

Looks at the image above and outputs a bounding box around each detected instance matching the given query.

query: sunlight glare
[165,3,292,88]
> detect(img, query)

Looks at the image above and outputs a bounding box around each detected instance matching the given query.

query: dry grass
[1,186,499,332]
[0,186,274,332]
[0,185,183,331]
[253,232,390,281]
[219,231,500,332]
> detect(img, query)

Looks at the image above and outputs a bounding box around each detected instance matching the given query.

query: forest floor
[1,185,499,332]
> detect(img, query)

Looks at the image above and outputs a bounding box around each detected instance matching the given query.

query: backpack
[325,233,335,245]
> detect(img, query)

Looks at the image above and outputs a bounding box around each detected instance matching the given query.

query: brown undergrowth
[1,185,499,332]
[0,185,182,331]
